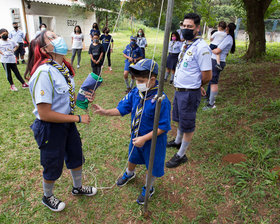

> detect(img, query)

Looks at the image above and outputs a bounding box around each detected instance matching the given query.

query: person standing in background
[35,23,47,38]
[71,25,84,69]
[176,21,185,42]
[90,23,100,40]
[100,27,114,71]
[136,29,147,58]
[9,22,26,64]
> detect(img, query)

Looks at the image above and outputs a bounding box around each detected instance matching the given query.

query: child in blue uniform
[100,27,114,71]
[123,36,143,93]
[93,59,171,205]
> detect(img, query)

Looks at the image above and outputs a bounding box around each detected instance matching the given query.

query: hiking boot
[215,64,223,71]
[167,139,181,149]
[166,154,188,168]
[116,172,135,187]
[22,83,29,89]
[10,85,18,91]
[136,186,155,205]
[72,186,97,196]
[42,195,65,212]
[202,104,216,111]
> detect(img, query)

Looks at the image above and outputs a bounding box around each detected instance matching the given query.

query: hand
[81,114,90,124]
[85,89,95,103]
[128,57,133,62]
[96,60,100,64]
[201,87,206,96]
[110,49,113,53]
[92,59,97,63]
[133,59,137,64]
[132,136,146,148]
[92,104,106,115]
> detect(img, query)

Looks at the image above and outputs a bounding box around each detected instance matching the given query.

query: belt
[169,53,180,56]
[174,87,200,92]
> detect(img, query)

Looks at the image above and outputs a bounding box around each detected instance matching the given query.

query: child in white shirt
[210,21,227,71]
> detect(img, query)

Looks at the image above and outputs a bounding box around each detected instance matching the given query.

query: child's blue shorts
[172,89,201,133]
[124,61,131,71]
[209,59,226,84]
[31,119,84,181]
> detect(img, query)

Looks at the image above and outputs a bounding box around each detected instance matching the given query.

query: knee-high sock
[177,140,190,158]
[209,91,218,106]
[145,175,156,190]
[125,78,130,88]
[71,169,82,188]
[130,79,135,89]
[174,128,183,144]
[170,73,174,81]
[43,180,54,197]
[164,71,169,80]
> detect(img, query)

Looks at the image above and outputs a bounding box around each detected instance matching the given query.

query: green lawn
[0,29,280,224]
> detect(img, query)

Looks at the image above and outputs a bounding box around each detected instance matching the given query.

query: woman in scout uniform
[164,31,182,85]
[136,29,147,58]
[25,30,97,212]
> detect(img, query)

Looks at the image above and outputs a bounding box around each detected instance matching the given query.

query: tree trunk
[242,0,272,59]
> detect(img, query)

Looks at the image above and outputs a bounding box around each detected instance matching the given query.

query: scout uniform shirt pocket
[54,83,69,104]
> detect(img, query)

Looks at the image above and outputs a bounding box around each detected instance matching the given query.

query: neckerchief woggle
[177,36,201,69]
[46,59,75,114]
[131,82,158,136]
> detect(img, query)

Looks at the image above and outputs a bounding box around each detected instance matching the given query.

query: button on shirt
[136,37,147,48]
[9,29,25,43]
[29,63,75,119]
[174,39,212,89]
[0,40,18,63]
[168,41,183,54]
[211,35,233,62]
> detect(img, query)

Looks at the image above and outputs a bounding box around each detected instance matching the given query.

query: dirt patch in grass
[271,166,280,180]
[222,153,247,164]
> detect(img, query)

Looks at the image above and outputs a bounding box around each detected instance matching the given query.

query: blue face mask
[51,37,68,55]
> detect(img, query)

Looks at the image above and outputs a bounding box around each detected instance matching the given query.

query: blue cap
[129,59,159,75]
[130,35,137,40]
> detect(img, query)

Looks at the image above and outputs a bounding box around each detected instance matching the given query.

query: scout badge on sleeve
[76,72,103,109]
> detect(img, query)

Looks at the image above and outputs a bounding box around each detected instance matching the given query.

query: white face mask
[41,27,46,31]
[137,83,149,92]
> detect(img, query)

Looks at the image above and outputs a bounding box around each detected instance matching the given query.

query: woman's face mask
[93,39,99,43]
[44,36,68,56]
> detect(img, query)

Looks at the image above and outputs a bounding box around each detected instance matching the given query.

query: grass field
[0,28,280,224]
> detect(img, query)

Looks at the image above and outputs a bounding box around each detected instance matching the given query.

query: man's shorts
[209,59,226,84]
[172,89,201,133]
[14,43,25,57]
[31,119,84,181]
[209,44,218,50]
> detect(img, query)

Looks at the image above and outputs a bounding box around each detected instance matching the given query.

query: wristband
[77,115,81,123]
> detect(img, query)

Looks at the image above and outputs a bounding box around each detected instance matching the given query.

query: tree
[241,0,273,59]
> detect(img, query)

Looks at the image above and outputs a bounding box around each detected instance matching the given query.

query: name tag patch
[183,62,188,67]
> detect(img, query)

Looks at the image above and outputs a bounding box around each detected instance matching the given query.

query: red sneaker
[10,85,18,91]
[22,83,29,89]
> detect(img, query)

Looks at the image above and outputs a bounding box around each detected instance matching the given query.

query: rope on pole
[143,0,174,216]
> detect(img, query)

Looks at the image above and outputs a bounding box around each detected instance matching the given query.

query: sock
[206,84,211,98]
[125,79,129,88]
[164,72,169,80]
[145,175,156,190]
[174,128,183,144]
[71,169,82,188]
[129,79,135,89]
[170,74,174,81]
[176,140,190,158]
[209,91,218,106]
[43,180,54,197]
[126,168,135,176]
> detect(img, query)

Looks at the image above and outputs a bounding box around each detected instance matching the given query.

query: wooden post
[143,0,174,216]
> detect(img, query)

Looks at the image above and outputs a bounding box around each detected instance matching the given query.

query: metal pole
[143,0,174,216]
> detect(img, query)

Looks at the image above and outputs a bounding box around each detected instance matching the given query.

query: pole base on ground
[143,210,152,218]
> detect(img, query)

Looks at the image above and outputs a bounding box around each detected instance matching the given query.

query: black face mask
[2,34,8,40]
[14,26,18,29]
[182,28,195,40]
[105,31,109,34]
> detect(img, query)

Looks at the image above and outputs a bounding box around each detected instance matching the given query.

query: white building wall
[25,2,96,49]
[0,0,27,34]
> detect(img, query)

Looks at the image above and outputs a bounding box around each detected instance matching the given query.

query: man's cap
[129,59,159,75]
[130,36,137,40]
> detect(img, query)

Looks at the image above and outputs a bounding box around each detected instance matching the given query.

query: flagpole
[144,0,174,216]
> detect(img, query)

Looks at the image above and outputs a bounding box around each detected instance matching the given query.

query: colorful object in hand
[76,73,103,109]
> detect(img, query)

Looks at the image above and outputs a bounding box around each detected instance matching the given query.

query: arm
[134,56,143,63]
[212,48,222,55]
[201,70,212,86]
[132,129,165,148]
[37,103,90,124]
[123,53,133,62]
[111,42,114,53]
[92,104,121,116]
[90,54,97,63]
[97,52,104,64]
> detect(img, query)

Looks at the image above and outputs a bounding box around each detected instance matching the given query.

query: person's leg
[19,44,26,63]
[176,131,194,158]
[14,48,20,64]
[43,179,55,197]
[10,63,25,84]
[2,63,13,85]
[215,54,223,70]
[209,84,218,106]
[170,69,175,84]
[124,70,130,90]
[77,49,82,66]
[165,68,170,81]
[107,50,111,67]
[71,49,77,65]
[129,76,135,89]
[117,161,136,186]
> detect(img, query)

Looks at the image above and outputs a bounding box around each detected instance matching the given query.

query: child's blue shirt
[123,44,143,63]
